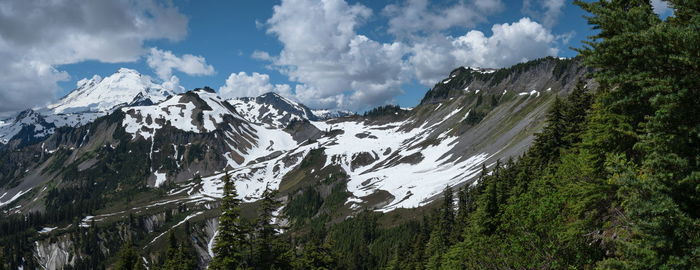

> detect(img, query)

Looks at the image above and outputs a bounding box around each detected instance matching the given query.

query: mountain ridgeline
[1,4,698,267]
[0,55,590,269]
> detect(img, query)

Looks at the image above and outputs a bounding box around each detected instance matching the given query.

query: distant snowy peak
[228,92,316,128]
[311,109,354,119]
[0,109,54,144]
[122,87,247,140]
[47,68,174,114]
[0,68,176,145]
[229,92,354,128]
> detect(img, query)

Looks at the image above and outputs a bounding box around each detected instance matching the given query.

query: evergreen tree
[161,231,196,270]
[455,187,469,230]
[530,97,567,164]
[576,0,700,268]
[114,242,139,270]
[251,186,290,269]
[292,241,337,270]
[210,172,247,270]
[439,185,455,246]
[562,80,593,146]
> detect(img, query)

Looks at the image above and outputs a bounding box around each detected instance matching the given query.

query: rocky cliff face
[0,57,593,269]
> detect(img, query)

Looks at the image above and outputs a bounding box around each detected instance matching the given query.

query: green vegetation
[284,187,323,224]
[2,1,697,269]
[210,172,247,269]
[363,105,409,118]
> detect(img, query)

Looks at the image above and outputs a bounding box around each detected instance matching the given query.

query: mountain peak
[47,68,172,114]
[260,92,283,98]
[116,67,140,74]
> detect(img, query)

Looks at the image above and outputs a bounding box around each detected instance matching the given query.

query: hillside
[0,56,595,269]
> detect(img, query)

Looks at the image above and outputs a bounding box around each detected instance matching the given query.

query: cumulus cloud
[0,0,187,113]
[251,50,274,61]
[265,0,406,110]
[383,0,503,38]
[522,0,565,28]
[409,18,558,85]
[219,72,292,99]
[258,0,560,110]
[146,48,215,81]
[161,75,186,93]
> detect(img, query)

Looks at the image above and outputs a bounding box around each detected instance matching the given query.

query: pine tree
[455,187,469,231]
[210,172,247,270]
[114,241,139,270]
[292,241,337,270]
[251,185,289,269]
[160,231,196,270]
[163,231,179,269]
[530,97,567,164]
[438,186,455,246]
[475,163,500,236]
[575,0,700,268]
[562,80,593,146]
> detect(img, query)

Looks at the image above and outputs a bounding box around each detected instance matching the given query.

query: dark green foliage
[210,172,248,270]
[463,109,486,125]
[114,242,140,270]
[291,241,337,270]
[299,148,325,169]
[284,187,323,225]
[363,105,408,118]
[251,186,291,269]
[574,0,700,268]
[552,56,582,81]
[322,181,350,212]
[161,231,197,270]
[327,211,379,270]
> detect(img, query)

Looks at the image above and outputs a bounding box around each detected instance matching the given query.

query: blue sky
[4,0,651,114]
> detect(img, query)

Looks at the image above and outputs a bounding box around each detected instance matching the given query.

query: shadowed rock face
[0,57,595,269]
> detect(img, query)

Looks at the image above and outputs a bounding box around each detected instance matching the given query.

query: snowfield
[193,115,491,212]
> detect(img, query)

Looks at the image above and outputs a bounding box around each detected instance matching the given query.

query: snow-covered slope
[228,92,354,128]
[120,87,298,186]
[311,109,354,119]
[0,69,174,144]
[228,92,317,128]
[0,110,54,144]
[47,68,173,114]
[122,88,246,140]
[0,57,596,269]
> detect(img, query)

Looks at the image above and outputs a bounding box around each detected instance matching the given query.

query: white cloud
[219,72,292,99]
[383,0,503,38]
[265,0,406,110]
[0,0,188,113]
[251,50,274,61]
[522,0,565,28]
[409,17,558,85]
[161,75,186,93]
[146,48,215,81]
[260,0,560,110]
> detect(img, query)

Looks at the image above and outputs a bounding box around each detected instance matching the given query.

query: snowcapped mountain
[311,109,354,119]
[228,92,314,128]
[0,110,54,145]
[0,68,174,145]
[229,92,355,129]
[121,87,300,186]
[47,68,174,114]
[0,57,593,269]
